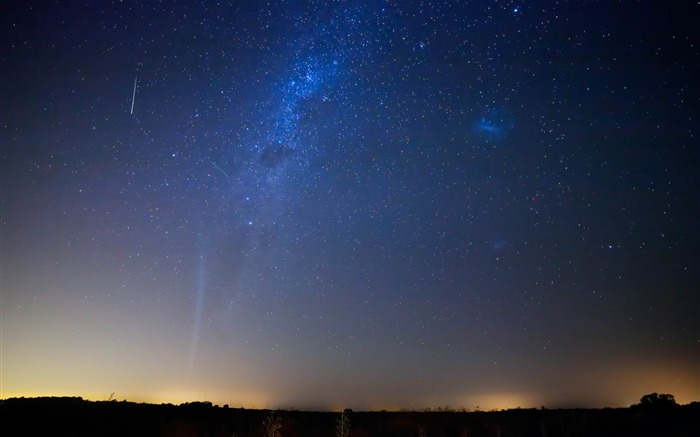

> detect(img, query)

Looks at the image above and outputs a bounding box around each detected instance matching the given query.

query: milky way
[2,1,698,410]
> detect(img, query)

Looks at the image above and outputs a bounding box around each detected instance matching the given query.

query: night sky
[2,1,698,411]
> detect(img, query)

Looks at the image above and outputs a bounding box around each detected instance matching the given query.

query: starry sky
[1,1,698,411]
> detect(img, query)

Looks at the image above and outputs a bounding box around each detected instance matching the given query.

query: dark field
[2,397,698,437]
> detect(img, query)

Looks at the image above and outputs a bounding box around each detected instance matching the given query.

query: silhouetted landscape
[2,394,698,437]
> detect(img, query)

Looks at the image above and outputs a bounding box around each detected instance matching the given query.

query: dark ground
[2,397,698,437]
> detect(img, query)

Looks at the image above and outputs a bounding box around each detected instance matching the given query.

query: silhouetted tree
[637,393,678,408]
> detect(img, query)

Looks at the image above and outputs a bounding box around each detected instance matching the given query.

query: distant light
[513,7,520,13]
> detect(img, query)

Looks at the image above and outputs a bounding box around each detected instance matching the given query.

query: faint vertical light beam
[189,251,207,376]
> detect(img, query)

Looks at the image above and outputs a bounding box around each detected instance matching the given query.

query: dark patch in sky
[260,144,295,168]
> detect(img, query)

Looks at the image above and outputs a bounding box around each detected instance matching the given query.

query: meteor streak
[210,160,229,178]
[130,77,137,114]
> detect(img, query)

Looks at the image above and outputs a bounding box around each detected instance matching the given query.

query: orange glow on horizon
[3,359,698,411]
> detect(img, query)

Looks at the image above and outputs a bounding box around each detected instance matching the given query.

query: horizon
[2,1,698,411]
[2,393,697,413]
[1,386,697,412]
